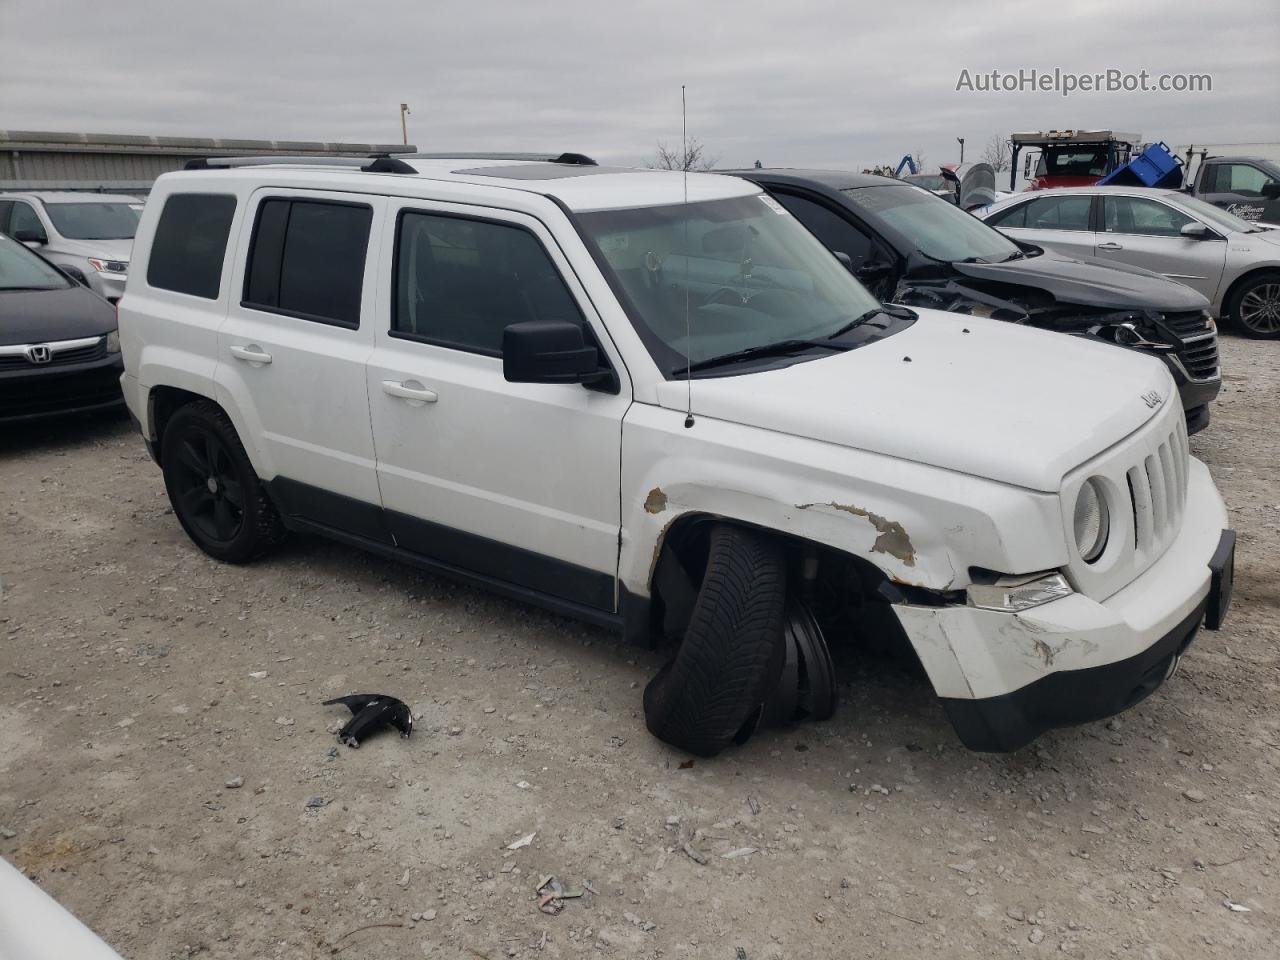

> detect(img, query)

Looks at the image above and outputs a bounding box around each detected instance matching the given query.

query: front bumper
[895,457,1231,751]
[0,354,125,423]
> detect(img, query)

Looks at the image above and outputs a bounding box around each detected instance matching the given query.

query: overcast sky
[2,0,1276,172]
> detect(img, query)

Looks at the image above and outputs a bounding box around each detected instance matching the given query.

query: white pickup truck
[117,153,1234,755]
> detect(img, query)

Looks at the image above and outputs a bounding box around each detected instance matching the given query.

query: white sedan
[978,186,1280,338]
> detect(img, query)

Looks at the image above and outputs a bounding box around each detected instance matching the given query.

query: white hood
[656,309,1174,493]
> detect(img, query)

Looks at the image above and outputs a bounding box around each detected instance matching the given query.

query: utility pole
[957,137,965,162]
[400,103,411,146]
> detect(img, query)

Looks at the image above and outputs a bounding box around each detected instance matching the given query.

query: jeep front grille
[1124,419,1190,556]
[1062,398,1190,601]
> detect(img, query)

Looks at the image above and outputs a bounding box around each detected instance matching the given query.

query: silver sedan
[977,186,1280,338]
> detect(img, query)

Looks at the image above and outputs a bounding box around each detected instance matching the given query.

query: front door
[217,189,388,538]
[1095,194,1226,302]
[366,201,629,611]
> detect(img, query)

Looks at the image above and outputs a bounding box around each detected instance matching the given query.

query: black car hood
[951,253,1209,312]
[0,285,117,345]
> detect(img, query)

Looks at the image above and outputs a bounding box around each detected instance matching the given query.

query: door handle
[381,379,438,403]
[229,344,272,364]
[1097,241,1124,251]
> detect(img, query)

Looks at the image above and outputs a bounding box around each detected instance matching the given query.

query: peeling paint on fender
[644,487,668,514]
[797,502,916,566]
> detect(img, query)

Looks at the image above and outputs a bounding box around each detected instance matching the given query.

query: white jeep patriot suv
[117,152,1235,755]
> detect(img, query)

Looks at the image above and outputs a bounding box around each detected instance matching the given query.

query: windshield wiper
[681,337,850,374]
[1000,249,1025,262]
[824,307,885,339]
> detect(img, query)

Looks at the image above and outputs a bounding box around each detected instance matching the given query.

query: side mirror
[832,251,854,272]
[1261,182,1280,199]
[13,228,47,244]
[1180,222,1211,240]
[60,265,89,286]
[503,321,604,385]
[1023,153,1034,178]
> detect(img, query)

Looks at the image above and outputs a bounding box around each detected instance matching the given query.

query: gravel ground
[2,335,1278,960]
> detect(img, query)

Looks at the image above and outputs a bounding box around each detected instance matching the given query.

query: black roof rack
[409,152,597,166]
[183,154,416,173]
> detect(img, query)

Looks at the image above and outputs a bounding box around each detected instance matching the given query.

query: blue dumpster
[1098,142,1184,188]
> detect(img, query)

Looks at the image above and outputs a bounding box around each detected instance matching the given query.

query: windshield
[43,201,140,240]
[578,194,881,372]
[1174,193,1260,233]
[903,174,946,191]
[0,232,69,291]
[1036,148,1110,178]
[842,184,1021,263]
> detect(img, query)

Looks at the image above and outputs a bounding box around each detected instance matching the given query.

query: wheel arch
[1220,265,1280,324]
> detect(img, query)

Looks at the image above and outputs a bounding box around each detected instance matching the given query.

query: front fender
[619,404,1068,597]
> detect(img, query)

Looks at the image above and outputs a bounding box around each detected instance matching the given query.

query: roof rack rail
[409,151,597,166]
[183,154,416,173]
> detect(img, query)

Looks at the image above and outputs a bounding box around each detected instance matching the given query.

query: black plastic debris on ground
[322,694,413,748]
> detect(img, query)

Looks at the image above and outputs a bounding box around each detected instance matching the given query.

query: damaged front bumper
[894,458,1232,752]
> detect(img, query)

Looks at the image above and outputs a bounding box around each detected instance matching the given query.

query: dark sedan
[728,168,1222,433]
[0,232,123,423]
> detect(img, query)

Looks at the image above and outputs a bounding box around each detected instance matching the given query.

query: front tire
[1227,270,1280,339]
[160,400,285,563]
[643,523,788,757]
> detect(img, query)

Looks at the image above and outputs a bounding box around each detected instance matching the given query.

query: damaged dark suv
[731,169,1222,433]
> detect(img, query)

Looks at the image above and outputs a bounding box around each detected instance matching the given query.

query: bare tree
[980,134,1011,172]
[912,149,927,173]
[645,137,718,172]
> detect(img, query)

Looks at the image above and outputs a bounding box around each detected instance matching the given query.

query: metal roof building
[0,130,415,195]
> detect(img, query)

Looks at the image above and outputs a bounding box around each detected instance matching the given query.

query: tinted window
[1103,196,1193,236]
[1022,194,1092,231]
[985,201,1028,228]
[1211,163,1274,196]
[394,212,582,354]
[10,202,46,240]
[773,193,875,267]
[243,198,371,326]
[147,193,237,299]
[0,232,69,290]
[44,202,139,240]
[842,184,1020,263]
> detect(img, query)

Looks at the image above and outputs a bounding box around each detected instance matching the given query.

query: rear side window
[147,193,237,299]
[393,211,583,355]
[984,202,1027,228]
[1021,194,1093,231]
[243,198,372,327]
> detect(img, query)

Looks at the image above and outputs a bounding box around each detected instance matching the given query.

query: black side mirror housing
[13,228,47,244]
[503,321,607,385]
[1261,182,1280,199]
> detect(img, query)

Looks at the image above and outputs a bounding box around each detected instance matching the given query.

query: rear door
[366,200,629,613]
[1095,194,1226,301]
[216,189,389,539]
[985,193,1097,259]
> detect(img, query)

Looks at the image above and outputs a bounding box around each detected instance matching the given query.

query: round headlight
[1073,478,1109,563]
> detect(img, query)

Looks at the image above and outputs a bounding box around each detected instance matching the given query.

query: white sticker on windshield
[759,195,789,215]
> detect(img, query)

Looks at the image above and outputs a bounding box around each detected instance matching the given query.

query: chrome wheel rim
[1239,282,1280,334]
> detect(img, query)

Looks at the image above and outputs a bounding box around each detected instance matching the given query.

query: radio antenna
[681,84,694,429]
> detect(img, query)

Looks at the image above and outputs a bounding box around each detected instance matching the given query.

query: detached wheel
[643,523,788,757]
[160,401,285,563]
[1227,271,1280,339]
